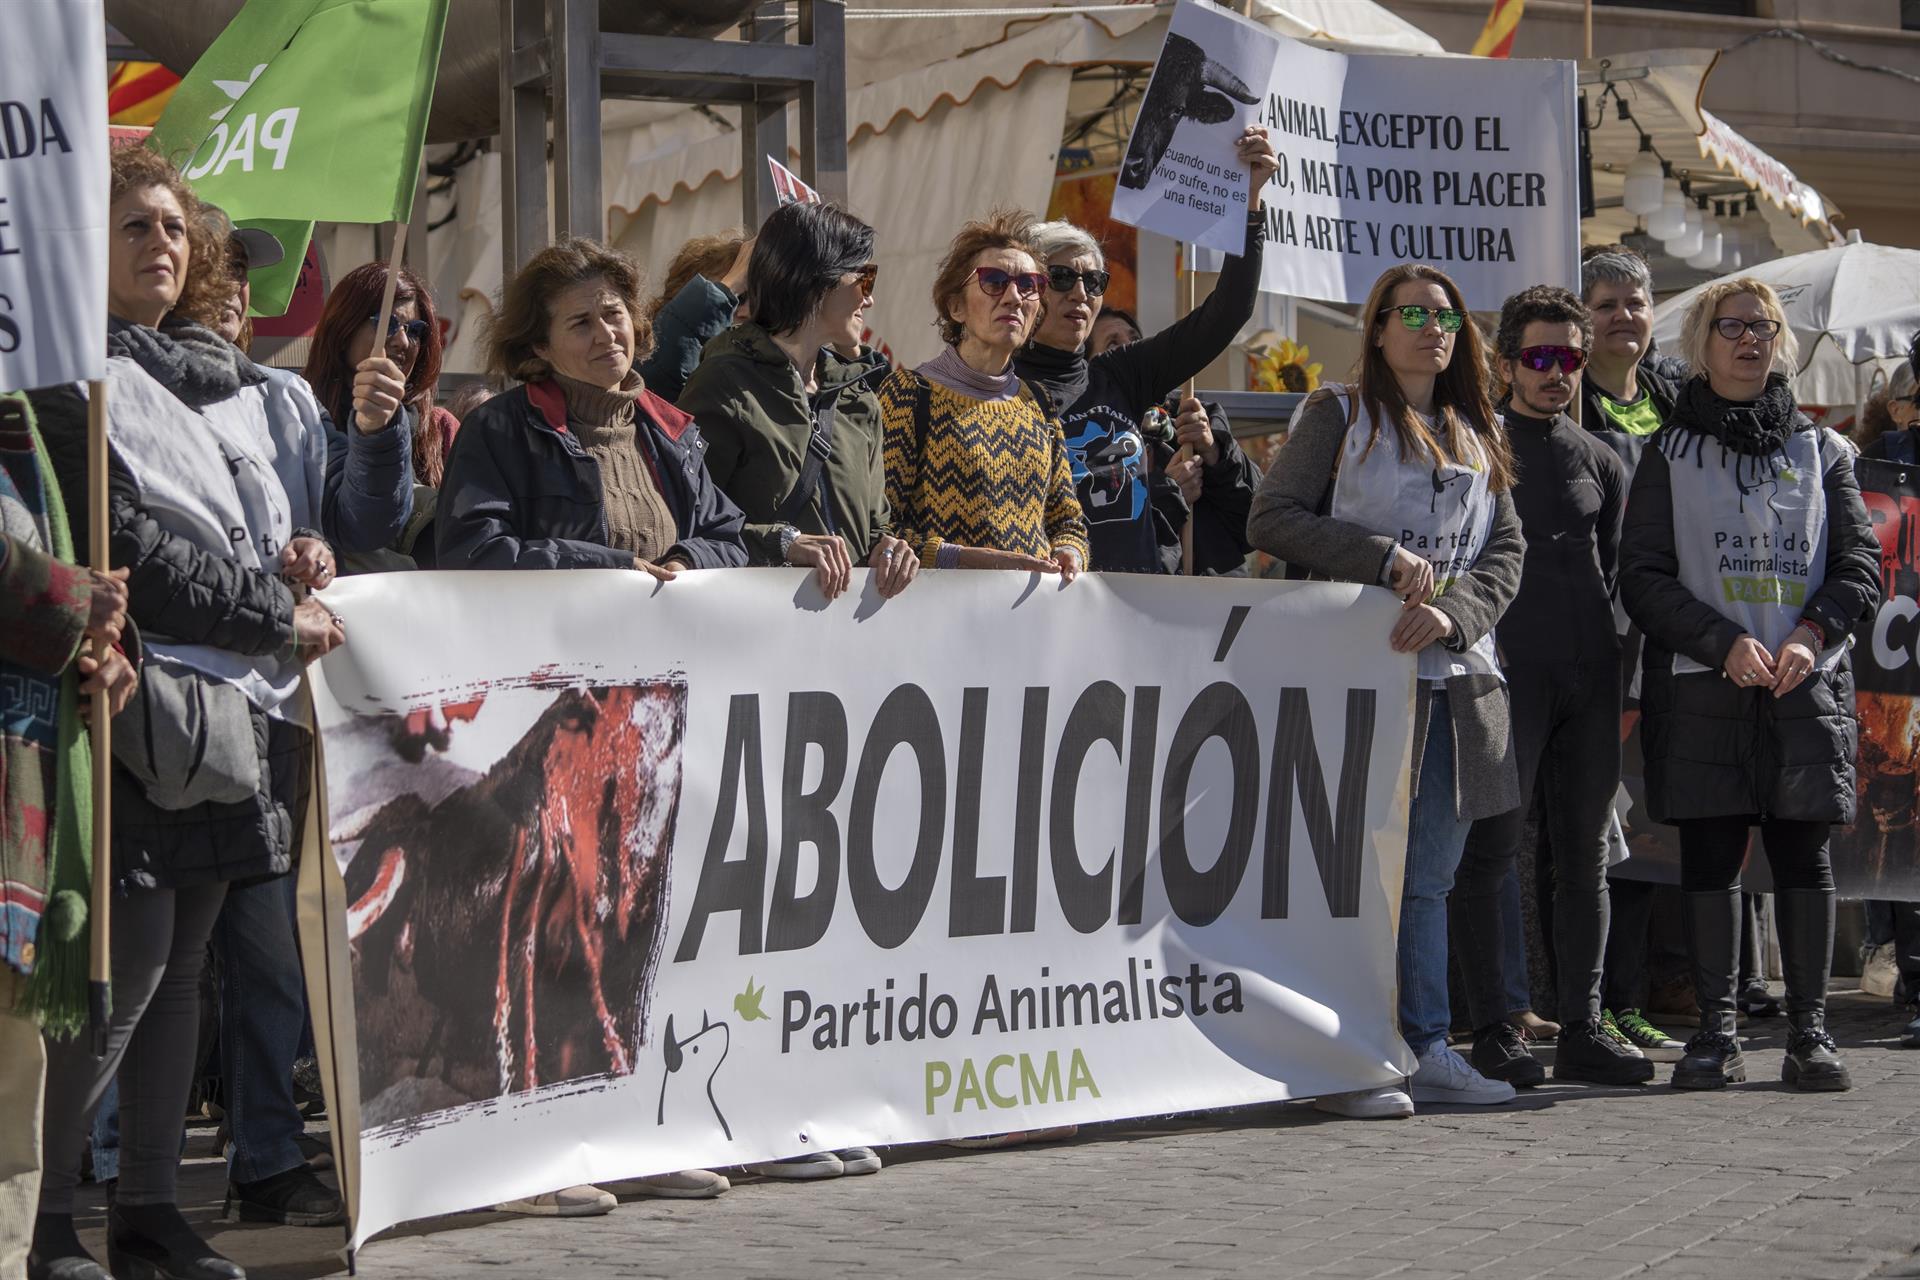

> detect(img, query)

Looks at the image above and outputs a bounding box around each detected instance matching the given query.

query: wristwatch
[777,523,801,564]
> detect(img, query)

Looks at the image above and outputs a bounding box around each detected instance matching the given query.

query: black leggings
[1675,816,1834,893]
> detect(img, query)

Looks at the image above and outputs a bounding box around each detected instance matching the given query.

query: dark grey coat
[1247,389,1525,822]
[1620,416,1880,825]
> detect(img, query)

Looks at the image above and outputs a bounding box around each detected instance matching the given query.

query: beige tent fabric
[611,67,1074,371]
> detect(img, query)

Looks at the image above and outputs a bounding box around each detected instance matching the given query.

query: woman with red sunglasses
[877,211,1088,583]
[1447,285,1654,1094]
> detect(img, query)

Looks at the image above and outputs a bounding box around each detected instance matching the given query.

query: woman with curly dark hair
[434,236,747,578]
[27,145,346,1280]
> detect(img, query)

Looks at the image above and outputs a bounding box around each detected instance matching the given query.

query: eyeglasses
[1712,317,1782,342]
[849,263,879,298]
[368,314,430,343]
[1381,305,1464,334]
[1516,345,1587,374]
[1046,265,1111,298]
[973,267,1047,300]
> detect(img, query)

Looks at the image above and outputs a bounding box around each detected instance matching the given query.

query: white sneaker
[1408,1043,1517,1106]
[837,1146,883,1175]
[495,1184,616,1216]
[1312,1085,1414,1119]
[1862,941,1899,999]
[603,1169,730,1199]
[748,1151,844,1179]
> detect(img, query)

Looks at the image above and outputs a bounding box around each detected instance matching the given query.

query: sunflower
[1247,335,1323,393]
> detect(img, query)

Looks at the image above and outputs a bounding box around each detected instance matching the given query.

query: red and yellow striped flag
[1469,0,1525,58]
[107,61,181,126]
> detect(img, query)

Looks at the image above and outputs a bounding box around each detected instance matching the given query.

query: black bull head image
[344,683,687,1113]
[1120,33,1259,191]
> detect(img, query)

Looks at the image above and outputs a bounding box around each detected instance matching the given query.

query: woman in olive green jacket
[680,201,919,600]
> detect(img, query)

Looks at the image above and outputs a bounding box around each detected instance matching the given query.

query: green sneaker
[1610,1008,1686,1063]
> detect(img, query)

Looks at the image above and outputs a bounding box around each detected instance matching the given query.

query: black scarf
[1674,371,1801,458]
[106,316,265,411]
[1014,340,1089,418]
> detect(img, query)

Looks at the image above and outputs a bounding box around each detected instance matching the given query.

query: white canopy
[1583,49,1840,263]
[1651,241,1920,409]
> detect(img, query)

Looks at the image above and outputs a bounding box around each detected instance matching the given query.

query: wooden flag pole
[371,220,411,353]
[86,378,111,1054]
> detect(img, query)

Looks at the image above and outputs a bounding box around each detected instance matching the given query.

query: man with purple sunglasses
[1448,286,1655,1090]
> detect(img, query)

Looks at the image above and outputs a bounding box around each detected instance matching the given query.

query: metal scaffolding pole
[496,0,850,280]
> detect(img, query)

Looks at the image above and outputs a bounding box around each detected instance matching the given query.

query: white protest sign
[302,568,1417,1250]
[0,0,108,392]
[1110,0,1275,254]
[1251,39,1580,306]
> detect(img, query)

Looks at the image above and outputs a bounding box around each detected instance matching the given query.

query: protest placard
[0,0,108,393]
[1126,3,1581,307]
[1252,39,1580,306]
[1109,0,1273,255]
[302,569,1417,1251]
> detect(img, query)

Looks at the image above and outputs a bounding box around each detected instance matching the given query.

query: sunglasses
[1516,344,1587,374]
[849,263,878,298]
[1712,317,1782,342]
[1381,304,1464,333]
[973,267,1047,300]
[1046,265,1111,298]
[368,313,430,343]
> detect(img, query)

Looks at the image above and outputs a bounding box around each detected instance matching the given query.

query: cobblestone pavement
[70,989,1920,1280]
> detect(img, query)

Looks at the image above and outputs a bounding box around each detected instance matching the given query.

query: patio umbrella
[1652,241,1920,409]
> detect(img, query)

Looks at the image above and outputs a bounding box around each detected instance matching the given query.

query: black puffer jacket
[31,371,306,891]
[1621,375,1881,824]
[436,380,748,571]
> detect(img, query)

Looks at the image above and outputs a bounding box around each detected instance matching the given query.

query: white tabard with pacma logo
[1660,425,1834,677]
[1325,391,1500,684]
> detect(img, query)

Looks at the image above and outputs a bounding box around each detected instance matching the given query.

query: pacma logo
[183,66,300,181]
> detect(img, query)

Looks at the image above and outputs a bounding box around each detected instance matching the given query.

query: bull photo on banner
[1607,456,1920,899]
[1114,0,1580,308]
[299,570,1420,1252]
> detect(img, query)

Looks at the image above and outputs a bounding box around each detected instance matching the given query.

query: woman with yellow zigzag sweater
[877,212,1090,583]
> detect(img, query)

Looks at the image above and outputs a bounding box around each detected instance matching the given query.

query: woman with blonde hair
[1621,277,1879,1092]
[1248,262,1524,1120]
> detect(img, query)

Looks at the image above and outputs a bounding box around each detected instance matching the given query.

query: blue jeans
[1400,691,1473,1055]
[214,872,307,1183]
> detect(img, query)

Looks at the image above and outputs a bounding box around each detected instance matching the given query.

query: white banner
[1121,2,1580,308]
[302,570,1417,1251]
[0,0,108,393]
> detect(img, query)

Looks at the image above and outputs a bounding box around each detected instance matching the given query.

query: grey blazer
[1247,389,1523,822]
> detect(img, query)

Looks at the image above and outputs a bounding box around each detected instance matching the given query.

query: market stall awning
[1583,48,1840,260]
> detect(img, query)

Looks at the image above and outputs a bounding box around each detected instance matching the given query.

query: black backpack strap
[774,395,837,530]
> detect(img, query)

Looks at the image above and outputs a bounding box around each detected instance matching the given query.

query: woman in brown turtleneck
[436,237,747,577]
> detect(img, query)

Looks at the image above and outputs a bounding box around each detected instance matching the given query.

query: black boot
[1673,889,1746,1090]
[1777,887,1852,1092]
[107,1203,245,1280]
[27,1212,111,1280]
[226,1164,344,1226]
[1553,1014,1656,1085]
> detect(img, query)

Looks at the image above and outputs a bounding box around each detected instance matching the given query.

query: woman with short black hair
[681,200,917,603]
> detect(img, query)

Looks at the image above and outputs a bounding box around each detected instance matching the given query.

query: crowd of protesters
[1,127,1911,1280]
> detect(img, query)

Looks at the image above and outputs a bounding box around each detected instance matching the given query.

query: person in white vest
[25,145,346,1280]
[1620,278,1881,1093]
[1248,263,1525,1118]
